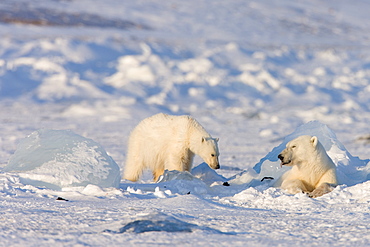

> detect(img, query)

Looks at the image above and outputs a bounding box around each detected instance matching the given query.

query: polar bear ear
[215,138,219,142]
[311,136,318,147]
[202,137,205,143]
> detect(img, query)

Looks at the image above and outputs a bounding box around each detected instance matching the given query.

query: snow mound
[157,170,209,195]
[153,164,230,195]
[122,164,229,197]
[191,162,228,185]
[231,121,369,186]
[4,129,121,190]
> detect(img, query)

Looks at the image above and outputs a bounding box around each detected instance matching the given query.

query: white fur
[123,113,220,182]
[274,135,338,198]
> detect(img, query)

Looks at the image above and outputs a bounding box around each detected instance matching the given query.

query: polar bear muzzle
[207,156,220,169]
[212,162,220,169]
[278,153,291,166]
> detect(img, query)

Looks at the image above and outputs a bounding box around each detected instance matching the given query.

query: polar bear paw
[307,183,336,198]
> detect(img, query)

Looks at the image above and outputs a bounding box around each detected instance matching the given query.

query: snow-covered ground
[1,0,370,246]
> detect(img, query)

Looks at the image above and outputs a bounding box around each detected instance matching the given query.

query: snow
[1,0,370,246]
[4,129,120,190]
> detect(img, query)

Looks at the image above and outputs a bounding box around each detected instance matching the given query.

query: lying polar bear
[274,135,338,198]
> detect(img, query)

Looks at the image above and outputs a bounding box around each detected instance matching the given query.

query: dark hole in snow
[222,182,230,186]
[261,177,274,182]
[56,197,69,201]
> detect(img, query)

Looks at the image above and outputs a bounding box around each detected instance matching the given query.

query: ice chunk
[4,129,121,190]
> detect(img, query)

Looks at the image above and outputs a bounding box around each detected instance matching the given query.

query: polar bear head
[198,137,220,169]
[278,135,319,167]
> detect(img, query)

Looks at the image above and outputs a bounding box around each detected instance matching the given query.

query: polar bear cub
[123,113,220,182]
[274,135,338,198]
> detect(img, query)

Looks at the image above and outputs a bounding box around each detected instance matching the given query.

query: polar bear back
[130,113,210,145]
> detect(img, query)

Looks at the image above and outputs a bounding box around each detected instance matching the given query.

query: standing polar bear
[274,135,338,198]
[123,113,220,182]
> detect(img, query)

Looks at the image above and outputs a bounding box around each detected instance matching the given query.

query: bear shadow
[103,212,236,235]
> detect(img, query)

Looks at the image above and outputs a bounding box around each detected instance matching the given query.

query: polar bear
[123,113,220,182]
[274,135,338,198]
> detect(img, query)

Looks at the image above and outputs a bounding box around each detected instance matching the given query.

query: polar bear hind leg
[123,157,144,182]
[123,142,145,182]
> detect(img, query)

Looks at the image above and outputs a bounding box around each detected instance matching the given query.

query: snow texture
[1,0,370,246]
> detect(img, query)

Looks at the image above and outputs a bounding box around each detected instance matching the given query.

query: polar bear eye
[291,145,296,149]
[211,154,215,157]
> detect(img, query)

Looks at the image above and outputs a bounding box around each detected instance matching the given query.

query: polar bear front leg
[153,167,165,182]
[308,169,337,198]
[308,183,336,198]
[281,179,309,195]
[164,150,193,172]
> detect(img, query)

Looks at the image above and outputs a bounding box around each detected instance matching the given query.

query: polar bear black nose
[278,154,284,161]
